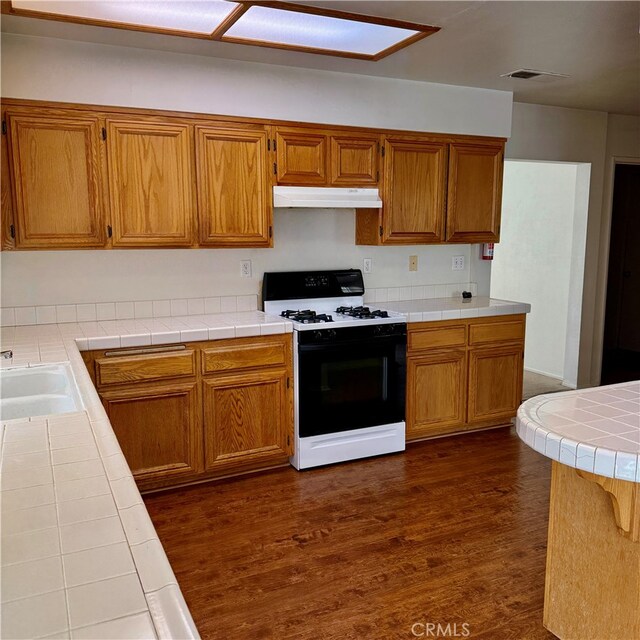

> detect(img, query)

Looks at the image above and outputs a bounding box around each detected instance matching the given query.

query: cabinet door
[468,344,523,425]
[382,138,447,243]
[196,126,271,247]
[106,119,194,247]
[6,112,106,248]
[275,129,328,185]
[100,381,201,483]
[407,350,467,440]
[330,134,380,185]
[203,369,292,475]
[446,142,504,243]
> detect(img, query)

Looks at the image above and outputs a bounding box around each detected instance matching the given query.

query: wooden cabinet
[275,129,327,185]
[1,99,507,251]
[356,137,448,245]
[406,315,525,441]
[196,125,271,247]
[407,349,467,440]
[5,110,106,248]
[201,335,293,477]
[468,344,523,425]
[275,129,382,187]
[83,334,294,492]
[203,369,291,474]
[106,119,194,247]
[100,381,201,483]
[446,142,504,243]
[330,134,380,185]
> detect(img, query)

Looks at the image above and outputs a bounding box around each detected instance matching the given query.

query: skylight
[5,1,440,60]
[11,1,239,35]
[223,5,421,57]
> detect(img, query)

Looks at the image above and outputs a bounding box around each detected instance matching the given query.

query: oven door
[297,334,406,438]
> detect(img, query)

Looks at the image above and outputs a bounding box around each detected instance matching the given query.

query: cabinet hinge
[267,139,271,151]
[273,139,277,151]
[1,120,6,135]
[273,162,277,175]
[287,377,290,389]
[107,225,112,238]
[9,224,15,239]
[287,435,291,447]
[379,225,383,237]
[269,225,273,238]
[101,127,106,141]
[381,146,385,157]
[376,170,380,181]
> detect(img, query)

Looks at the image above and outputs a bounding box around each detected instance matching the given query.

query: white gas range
[263,269,407,470]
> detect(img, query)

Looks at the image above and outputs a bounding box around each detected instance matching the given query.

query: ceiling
[2,1,639,115]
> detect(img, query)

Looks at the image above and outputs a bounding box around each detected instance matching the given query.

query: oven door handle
[298,336,406,352]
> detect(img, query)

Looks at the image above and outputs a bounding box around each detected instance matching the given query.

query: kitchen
[2,2,633,637]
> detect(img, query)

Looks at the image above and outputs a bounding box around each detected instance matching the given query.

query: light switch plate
[363,258,372,274]
[409,256,418,272]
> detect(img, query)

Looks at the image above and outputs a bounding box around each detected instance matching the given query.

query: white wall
[506,102,609,387]
[0,33,512,308]
[491,161,588,385]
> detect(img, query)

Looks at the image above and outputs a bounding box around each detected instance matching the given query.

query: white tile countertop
[383,296,531,322]
[0,310,292,639]
[516,381,640,482]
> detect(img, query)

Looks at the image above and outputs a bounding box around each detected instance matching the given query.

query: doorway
[601,164,640,384]
[490,160,590,397]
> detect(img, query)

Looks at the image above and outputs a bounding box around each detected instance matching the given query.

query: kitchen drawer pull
[104,344,187,357]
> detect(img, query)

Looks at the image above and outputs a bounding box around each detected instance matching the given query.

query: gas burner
[335,306,390,320]
[281,309,334,324]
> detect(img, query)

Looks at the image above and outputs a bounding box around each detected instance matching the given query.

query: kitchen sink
[0,364,84,421]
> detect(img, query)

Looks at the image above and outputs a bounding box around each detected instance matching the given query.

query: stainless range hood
[273,186,382,209]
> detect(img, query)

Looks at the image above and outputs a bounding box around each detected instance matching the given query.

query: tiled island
[517,382,640,639]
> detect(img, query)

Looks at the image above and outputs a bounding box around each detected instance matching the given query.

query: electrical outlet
[452,256,465,271]
[409,255,418,272]
[363,258,372,274]
[240,260,252,278]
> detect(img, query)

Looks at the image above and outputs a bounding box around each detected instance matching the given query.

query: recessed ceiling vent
[501,69,570,82]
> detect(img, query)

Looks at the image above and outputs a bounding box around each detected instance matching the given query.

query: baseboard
[524,367,564,381]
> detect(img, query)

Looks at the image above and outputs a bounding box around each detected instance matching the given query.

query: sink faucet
[1,350,13,359]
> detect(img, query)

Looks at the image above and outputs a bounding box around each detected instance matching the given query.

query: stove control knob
[374,325,388,336]
[312,331,325,341]
[326,329,337,340]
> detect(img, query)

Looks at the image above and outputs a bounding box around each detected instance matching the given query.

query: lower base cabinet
[83,334,294,492]
[406,315,525,441]
[203,369,292,474]
[101,382,201,482]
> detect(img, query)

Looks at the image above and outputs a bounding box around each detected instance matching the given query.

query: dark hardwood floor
[144,427,556,640]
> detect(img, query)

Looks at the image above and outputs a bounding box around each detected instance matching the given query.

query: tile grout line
[46,417,73,639]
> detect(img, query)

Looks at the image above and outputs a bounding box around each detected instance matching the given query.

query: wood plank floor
[144,427,556,640]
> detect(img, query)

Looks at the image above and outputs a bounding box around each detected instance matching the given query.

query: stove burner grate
[335,305,389,319]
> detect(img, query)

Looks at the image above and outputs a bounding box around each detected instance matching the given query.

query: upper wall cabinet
[275,128,381,187]
[356,137,447,245]
[196,125,272,247]
[330,134,380,186]
[106,119,195,247]
[275,129,328,185]
[445,142,504,243]
[5,110,107,248]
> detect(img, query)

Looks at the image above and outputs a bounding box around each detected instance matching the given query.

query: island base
[544,461,640,639]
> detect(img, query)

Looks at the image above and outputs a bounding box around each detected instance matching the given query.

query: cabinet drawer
[202,340,287,374]
[96,349,196,386]
[409,324,466,352]
[469,318,525,346]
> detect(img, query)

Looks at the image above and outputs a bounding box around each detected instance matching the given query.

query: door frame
[593,156,640,385]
